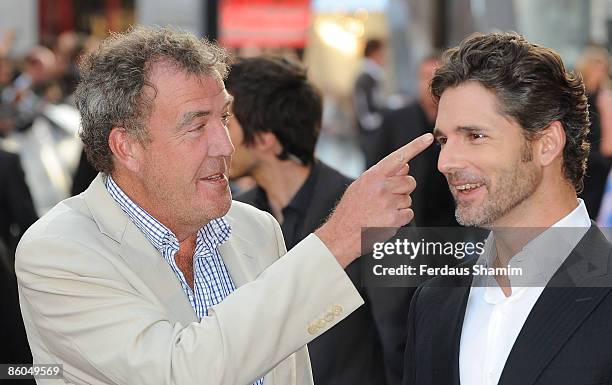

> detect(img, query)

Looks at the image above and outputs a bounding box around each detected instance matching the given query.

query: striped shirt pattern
[105,176,265,384]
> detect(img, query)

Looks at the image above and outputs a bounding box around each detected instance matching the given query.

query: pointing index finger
[378,133,434,176]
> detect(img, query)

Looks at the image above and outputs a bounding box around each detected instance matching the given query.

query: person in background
[0,149,38,260]
[227,55,414,385]
[1,45,59,134]
[227,56,348,250]
[54,32,105,196]
[0,56,16,136]
[374,54,457,227]
[0,148,37,384]
[353,38,387,168]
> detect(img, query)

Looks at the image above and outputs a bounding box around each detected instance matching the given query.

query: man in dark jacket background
[226,56,413,385]
[0,148,37,383]
[373,55,457,227]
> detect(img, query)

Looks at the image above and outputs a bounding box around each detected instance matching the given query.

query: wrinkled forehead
[144,60,227,97]
[146,57,223,82]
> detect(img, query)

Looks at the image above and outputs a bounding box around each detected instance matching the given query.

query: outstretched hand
[315,133,434,267]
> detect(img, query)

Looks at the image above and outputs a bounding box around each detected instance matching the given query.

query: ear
[534,121,566,167]
[108,127,143,173]
[252,131,279,153]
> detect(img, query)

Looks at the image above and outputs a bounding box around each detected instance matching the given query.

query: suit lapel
[300,162,350,239]
[498,225,612,385]
[218,206,273,288]
[433,284,471,385]
[423,260,474,385]
[218,234,258,288]
[83,174,197,325]
[118,223,198,324]
[447,271,474,385]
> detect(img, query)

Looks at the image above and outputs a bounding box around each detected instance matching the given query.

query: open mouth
[200,173,228,184]
[452,182,485,199]
[455,183,482,192]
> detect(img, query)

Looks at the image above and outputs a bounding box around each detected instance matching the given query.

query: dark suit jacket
[237,161,415,385]
[71,149,98,196]
[375,102,457,227]
[402,224,612,385]
[0,149,38,261]
[0,149,37,383]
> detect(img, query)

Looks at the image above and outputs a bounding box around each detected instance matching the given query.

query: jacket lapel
[498,225,612,385]
[118,223,198,324]
[218,204,277,288]
[419,261,474,385]
[83,174,197,325]
[299,162,351,241]
[445,272,473,385]
[217,234,258,288]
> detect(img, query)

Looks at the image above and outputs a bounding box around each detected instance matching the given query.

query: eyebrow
[176,96,234,130]
[177,110,210,130]
[433,125,490,138]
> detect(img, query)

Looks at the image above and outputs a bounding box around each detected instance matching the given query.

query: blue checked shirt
[106,176,264,385]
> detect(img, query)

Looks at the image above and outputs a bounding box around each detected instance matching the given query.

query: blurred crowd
[1,26,612,385]
[0,29,100,379]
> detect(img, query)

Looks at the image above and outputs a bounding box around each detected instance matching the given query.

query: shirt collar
[246,162,318,217]
[197,215,232,252]
[477,199,591,295]
[105,174,231,254]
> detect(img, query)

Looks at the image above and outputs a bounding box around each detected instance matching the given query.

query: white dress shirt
[459,199,592,385]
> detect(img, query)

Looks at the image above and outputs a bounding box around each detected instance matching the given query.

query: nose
[437,139,467,175]
[207,120,235,158]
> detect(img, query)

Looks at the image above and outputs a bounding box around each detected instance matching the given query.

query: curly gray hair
[75,25,230,174]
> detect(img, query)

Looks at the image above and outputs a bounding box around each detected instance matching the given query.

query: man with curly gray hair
[15,26,431,384]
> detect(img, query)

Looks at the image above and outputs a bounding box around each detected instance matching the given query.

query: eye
[435,136,447,146]
[188,124,206,133]
[221,113,232,126]
[470,133,486,141]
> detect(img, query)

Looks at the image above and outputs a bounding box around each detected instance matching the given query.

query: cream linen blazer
[16,175,363,385]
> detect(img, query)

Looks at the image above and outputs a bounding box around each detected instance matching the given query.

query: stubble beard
[454,151,541,227]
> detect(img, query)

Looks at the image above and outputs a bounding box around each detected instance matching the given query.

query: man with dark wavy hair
[402,32,612,385]
[227,55,410,385]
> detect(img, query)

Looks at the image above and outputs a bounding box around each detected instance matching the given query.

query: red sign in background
[220,0,311,48]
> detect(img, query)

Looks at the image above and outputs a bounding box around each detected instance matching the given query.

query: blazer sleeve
[16,213,364,385]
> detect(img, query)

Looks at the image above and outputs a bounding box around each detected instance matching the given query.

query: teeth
[205,174,223,181]
[456,183,480,191]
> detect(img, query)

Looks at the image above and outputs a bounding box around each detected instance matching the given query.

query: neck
[110,171,201,242]
[251,159,312,217]
[492,178,578,229]
[490,177,579,268]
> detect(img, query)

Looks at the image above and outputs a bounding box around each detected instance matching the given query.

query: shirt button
[307,325,318,335]
[332,305,343,315]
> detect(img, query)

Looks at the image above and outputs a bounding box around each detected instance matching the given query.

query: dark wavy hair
[431,32,590,192]
[225,55,322,165]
